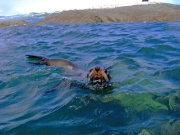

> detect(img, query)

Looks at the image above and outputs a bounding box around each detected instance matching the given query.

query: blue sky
[0,0,180,16]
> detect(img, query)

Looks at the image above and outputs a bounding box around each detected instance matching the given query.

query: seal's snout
[95,66,100,72]
[87,66,111,84]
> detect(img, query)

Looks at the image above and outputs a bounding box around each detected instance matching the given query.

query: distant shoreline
[42,3,180,23]
[1,3,180,27]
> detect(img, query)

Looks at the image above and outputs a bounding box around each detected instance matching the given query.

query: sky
[0,0,179,16]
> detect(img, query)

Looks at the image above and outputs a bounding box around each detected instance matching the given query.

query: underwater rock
[137,129,151,135]
[0,20,28,27]
[43,3,180,23]
[99,91,180,135]
[99,91,180,114]
[99,92,169,113]
[137,119,180,135]
[169,91,180,114]
[149,119,180,135]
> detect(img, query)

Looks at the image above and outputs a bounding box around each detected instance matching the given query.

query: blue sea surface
[0,18,180,134]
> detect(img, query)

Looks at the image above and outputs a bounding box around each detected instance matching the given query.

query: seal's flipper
[26,55,47,60]
[26,55,48,65]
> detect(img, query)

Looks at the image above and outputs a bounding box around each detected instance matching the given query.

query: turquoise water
[0,20,180,134]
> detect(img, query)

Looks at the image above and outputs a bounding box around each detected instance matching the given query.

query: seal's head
[87,66,111,84]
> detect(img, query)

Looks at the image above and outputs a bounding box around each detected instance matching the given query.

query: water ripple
[1,22,180,134]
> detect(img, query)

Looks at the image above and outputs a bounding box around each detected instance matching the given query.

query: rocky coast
[0,3,180,27]
[0,20,27,27]
[43,3,180,23]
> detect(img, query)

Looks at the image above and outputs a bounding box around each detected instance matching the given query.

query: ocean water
[0,17,180,134]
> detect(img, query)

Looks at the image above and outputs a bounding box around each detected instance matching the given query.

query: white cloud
[11,0,143,14]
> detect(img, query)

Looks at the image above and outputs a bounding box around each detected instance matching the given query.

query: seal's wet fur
[26,55,112,90]
[26,55,77,70]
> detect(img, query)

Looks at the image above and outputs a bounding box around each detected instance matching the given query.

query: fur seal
[26,55,112,90]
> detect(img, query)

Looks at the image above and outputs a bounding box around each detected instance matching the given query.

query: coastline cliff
[1,3,180,28]
[42,3,180,23]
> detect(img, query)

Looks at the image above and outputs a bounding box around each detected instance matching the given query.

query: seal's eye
[104,69,107,73]
[89,68,93,73]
